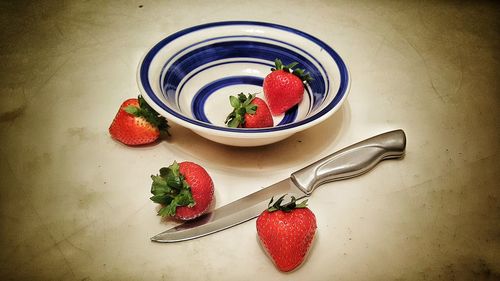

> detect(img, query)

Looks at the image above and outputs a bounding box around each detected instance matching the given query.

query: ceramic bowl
[137,21,350,146]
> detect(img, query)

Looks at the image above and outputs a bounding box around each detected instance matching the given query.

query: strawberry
[263,59,312,116]
[109,95,169,146]
[150,161,214,221]
[224,93,273,128]
[256,195,317,272]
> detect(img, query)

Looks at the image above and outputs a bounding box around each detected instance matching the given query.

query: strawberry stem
[150,161,195,217]
[127,95,170,136]
[267,194,309,212]
[225,93,258,128]
[271,58,313,83]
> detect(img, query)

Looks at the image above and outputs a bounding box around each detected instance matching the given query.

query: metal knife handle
[290,129,406,194]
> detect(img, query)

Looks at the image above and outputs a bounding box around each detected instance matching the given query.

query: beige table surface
[1,1,499,280]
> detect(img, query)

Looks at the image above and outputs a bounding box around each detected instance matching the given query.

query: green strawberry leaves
[267,194,308,212]
[225,93,258,128]
[124,95,170,135]
[150,161,195,217]
[271,58,313,83]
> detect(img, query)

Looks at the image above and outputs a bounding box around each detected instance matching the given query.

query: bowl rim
[137,20,350,138]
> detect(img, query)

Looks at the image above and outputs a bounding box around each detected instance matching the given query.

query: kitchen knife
[151,129,406,242]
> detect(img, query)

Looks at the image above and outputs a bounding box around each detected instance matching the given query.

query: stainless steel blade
[151,178,303,242]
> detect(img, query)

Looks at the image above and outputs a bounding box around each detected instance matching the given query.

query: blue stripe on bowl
[139,21,349,133]
[191,75,299,125]
[179,59,313,114]
[156,35,330,102]
[176,60,274,110]
[277,104,299,126]
[162,41,326,109]
[192,76,263,123]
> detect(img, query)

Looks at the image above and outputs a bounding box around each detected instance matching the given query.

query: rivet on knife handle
[290,129,406,194]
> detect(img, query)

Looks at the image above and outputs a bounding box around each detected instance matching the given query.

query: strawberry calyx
[224,93,258,128]
[124,95,170,135]
[150,161,195,217]
[271,58,313,83]
[267,194,308,212]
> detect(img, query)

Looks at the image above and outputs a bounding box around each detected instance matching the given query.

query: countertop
[0,1,499,280]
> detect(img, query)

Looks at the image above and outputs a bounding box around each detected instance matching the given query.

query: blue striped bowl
[138,21,349,146]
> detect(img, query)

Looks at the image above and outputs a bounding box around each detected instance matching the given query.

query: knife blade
[151,129,406,242]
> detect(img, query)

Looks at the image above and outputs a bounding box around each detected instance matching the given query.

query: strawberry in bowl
[225,93,273,128]
[263,59,313,116]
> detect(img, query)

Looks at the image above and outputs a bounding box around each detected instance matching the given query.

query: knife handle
[290,129,406,194]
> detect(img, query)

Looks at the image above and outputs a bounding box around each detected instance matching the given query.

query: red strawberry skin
[263,70,304,115]
[109,99,159,145]
[175,162,214,220]
[256,207,317,272]
[244,97,274,128]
